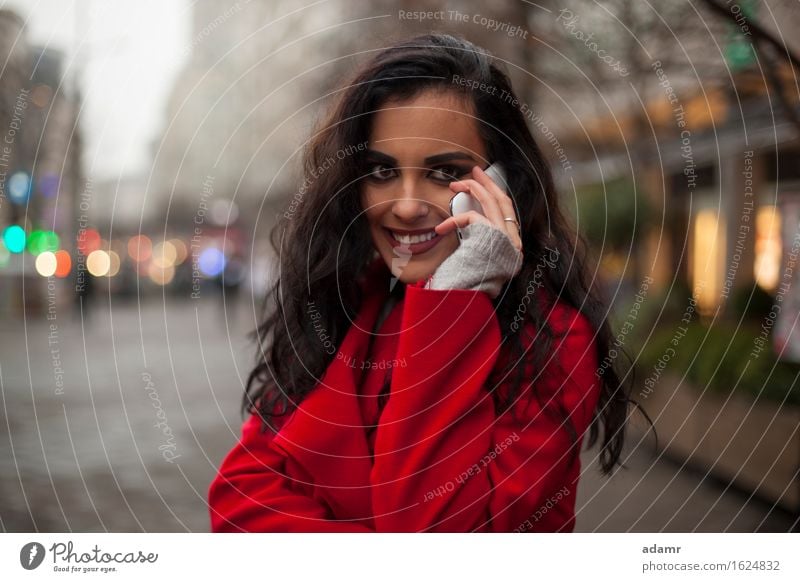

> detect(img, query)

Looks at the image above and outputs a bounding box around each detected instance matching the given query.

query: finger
[496,204,523,250]
[449,177,519,249]
[448,176,505,228]
[473,166,523,251]
[448,178,522,252]
[435,211,491,236]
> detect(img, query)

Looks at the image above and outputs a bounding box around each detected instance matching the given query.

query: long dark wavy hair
[243,33,635,475]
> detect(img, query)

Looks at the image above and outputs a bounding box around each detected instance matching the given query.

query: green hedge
[570,177,654,253]
[635,319,800,406]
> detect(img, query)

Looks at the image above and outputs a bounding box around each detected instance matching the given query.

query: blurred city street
[1,0,799,537]
[0,294,254,532]
[0,297,794,532]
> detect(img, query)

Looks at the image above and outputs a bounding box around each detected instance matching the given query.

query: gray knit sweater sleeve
[425,222,523,299]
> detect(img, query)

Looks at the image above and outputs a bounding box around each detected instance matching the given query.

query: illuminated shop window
[754,204,781,292]
[692,209,725,315]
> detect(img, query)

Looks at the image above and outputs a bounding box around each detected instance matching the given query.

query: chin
[370,230,458,285]
[380,251,441,284]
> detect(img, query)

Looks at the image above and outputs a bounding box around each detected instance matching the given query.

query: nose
[391,172,430,221]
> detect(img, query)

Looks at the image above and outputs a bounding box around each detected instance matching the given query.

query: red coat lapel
[271,258,391,520]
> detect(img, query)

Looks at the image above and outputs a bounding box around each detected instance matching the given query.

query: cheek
[360,197,383,246]
[360,189,381,221]
[363,208,382,231]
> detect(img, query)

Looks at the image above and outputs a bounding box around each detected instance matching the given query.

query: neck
[374,281,404,332]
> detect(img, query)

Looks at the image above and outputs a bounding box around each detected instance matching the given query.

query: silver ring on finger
[503,217,521,232]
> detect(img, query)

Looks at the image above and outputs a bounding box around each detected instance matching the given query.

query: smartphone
[449,162,509,240]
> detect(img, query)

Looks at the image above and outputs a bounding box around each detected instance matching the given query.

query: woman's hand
[434,165,523,253]
[425,165,524,298]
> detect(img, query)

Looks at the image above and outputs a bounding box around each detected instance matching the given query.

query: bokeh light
[3,225,26,253]
[86,250,110,276]
[8,172,32,204]
[107,250,121,277]
[77,228,101,255]
[151,240,177,268]
[27,230,60,255]
[198,247,225,277]
[169,238,188,264]
[30,83,53,108]
[128,235,152,262]
[210,199,239,226]
[148,262,175,285]
[54,250,72,278]
[35,251,57,277]
[38,173,59,198]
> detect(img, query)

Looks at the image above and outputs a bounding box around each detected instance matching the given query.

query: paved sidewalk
[575,441,797,532]
[0,297,795,532]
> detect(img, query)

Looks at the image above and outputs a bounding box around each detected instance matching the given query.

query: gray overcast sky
[1,0,190,181]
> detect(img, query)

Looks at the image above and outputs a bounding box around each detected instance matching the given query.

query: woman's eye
[366,163,396,181]
[429,166,466,182]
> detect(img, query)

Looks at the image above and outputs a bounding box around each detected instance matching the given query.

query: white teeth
[390,230,436,245]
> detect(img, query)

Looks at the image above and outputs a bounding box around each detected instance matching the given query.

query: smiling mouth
[388,229,437,244]
[382,227,443,254]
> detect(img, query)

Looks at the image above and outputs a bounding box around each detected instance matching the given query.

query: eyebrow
[364,149,477,165]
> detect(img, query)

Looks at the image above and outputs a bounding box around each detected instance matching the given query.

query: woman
[208,33,630,532]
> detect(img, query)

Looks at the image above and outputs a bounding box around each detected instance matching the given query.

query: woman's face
[359,89,488,284]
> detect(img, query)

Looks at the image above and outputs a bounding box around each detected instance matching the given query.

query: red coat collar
[268,256,548,523]
[270,257,393,520]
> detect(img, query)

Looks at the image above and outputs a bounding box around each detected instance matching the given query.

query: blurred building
[0,9,83,318]
[90,175,151,232]
[532,0,800,319]
[529,0,800,516]
[151,0,350,229]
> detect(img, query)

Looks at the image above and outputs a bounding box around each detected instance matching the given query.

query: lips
[383,227,443,255]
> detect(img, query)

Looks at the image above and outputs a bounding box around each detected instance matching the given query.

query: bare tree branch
[698,0,800,69]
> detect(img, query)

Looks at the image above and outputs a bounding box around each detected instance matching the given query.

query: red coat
[208,258,601,532]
